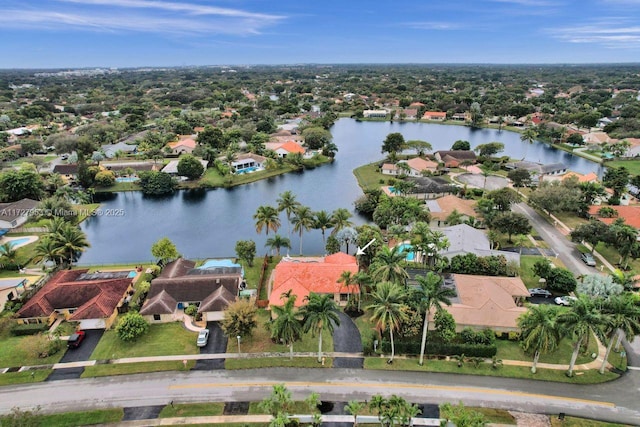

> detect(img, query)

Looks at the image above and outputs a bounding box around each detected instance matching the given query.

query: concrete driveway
[332,311,363,369]
[192,321,227,370]
[46,329,104,381]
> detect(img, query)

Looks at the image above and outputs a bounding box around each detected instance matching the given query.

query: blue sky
[2,0,640,68]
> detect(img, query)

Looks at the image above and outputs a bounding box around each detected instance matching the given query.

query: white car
[554,295,577,306]
[196,329,210,347]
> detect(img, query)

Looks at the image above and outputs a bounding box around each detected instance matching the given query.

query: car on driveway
[196,329,210,347]
[67,331,86,349]
[554,295,578,306]
[580,252,597,267]
[528,288,552,298]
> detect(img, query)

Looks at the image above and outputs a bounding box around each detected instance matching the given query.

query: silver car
[196,329,210,347]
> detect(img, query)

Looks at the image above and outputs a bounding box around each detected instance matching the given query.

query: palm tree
[313,210,334,245]
[338,271,356,306]
[299,293,340,362]
[414,272,456,366]
[292,205,315,255]
[265,234,291,256]
[269,294,303,360]
[599,295,640,374]
[345,400,365,427]
[518,304,562,373]
[32,236,63,266]
[520,127,538,160]
[253,205,281,237]
[51,223,90,266]
[497,116,505,132]
[367,281,408,363]
[276,191,300,240]
[331,208,353,235]
[0,243,18,269]
[371,246,409,285]
[557,296,607,376]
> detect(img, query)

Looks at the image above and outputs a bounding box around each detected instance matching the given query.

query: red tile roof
[279,141,305,154]
[17,270,132,320]
[588,205,640,229]
[269,253,359,307]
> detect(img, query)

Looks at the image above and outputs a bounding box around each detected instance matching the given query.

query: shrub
[184,304,198,317]
[380,341,497,358]
[116,312,149,341]
[11,323,48,336]
[460,328,495,345]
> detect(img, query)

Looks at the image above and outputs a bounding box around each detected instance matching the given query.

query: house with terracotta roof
[16,270,134,329]
[428,274,528,333]
[422,111,447,121]
[587,205,640,231]
[140,258,240,323]
[167,138,196,155]
[404,157,438,176]
[265,141,307,158]
[268,253,359,308]
[381,163,399,175]
[433,150,477,168]
[425,195,477,224]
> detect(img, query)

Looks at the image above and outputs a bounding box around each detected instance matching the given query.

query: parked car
[580,252,597,267]
[528,288,552,298]
[196,329,210,347]
[67,331,86,349]
[555,295,578,306]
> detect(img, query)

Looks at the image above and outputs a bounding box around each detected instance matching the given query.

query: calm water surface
[78,119,603,264]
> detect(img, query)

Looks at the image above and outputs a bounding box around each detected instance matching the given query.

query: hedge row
[380,341,497,358]
[11,323,49,336]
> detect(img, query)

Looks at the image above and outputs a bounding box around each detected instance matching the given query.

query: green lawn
[353,162,386,192]
[225,357,333,370]
[0,370,52,386]
[552,212,590,230]
[594,242,640,273]
[519,255,548,289]
[495,335,598,365]
[248,401,317,415]
[159,402,225,418]
[225,310,333,354]
[82,360,195,378]
[195,165,297,188]
[37,409,124,427]
[470,407,516,425]
[89,322,198,360]
[604,159,640,176]
[239,256,281,296]
[364,357,618,384]
[550,416,632,427]
[0,336,65,368]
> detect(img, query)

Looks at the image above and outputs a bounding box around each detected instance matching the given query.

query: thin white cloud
[547,20,640,48]
[57,0,284,21]
[0,9,278,35]
[403,21,462,30]
[490,0,560,5]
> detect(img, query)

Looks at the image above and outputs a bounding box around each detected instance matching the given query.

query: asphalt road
[2,368,640,425]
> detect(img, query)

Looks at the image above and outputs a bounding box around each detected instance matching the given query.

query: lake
[78,119,603,264]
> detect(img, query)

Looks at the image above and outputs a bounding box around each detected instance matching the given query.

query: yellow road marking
[168,381,615,408]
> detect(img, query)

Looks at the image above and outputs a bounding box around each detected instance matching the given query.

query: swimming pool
[116,177,140,183]
[128,271,137,278]
[396,243,415,261]
[236,166,259,175]
[1,237,33,252]
[388,186,401,195]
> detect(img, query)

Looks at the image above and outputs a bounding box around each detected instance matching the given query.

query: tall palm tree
[367,282,407,364]
[292,205,315,255]
[345,400,365,427]
[253,205,281,237]
[414,272,456,366]
[46,217,67,235]
[371,246,408,285]
[265,234,291,256]
[269,294,303,360]
[276,191,300,240]
[0,243,18,269]
[557,296,607,376]
[51,223,90,266]
[32,236,63,266]
[338,271,356,306]
[331,208,353,235]
[599,295,640,374]
[520,127,538,160]
[313,210,334,245]
[299,293,340,362]
[518,304,562,373]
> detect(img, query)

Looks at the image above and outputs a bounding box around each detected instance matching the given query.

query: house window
[153,314,161,321]
[340,294,349,302]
